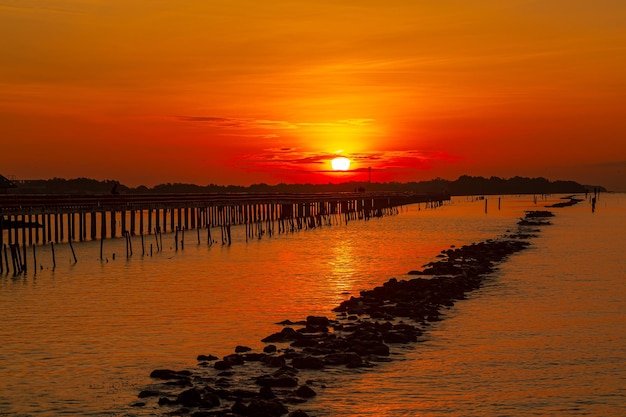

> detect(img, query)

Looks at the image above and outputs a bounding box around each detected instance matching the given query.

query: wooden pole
[10,244,18,275]
[111,210,116,238]
[139,208,144,235]
[91,212,97,240]
[21,222,27,273]
[56,213,61,243]
[69,239,77,264]
[3,243,8,273]
[51,242,56,269]
[0,217,3,274]
[33,244,37,274]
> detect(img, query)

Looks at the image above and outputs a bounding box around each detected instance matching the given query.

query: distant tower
[368,167,372,183]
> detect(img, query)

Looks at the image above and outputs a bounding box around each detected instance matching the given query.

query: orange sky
[1,1,625,190]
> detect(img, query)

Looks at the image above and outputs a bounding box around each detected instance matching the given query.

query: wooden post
[91,212,97,241]
[33,245,37,274]
[10,244,18,275]
[46,213,52,243]
[56,213,61,243]
[130,210,136,236]
[121,210,126,237]
[28,214,33,246]
[21,223,27,273]
[51,242,56,269]
[3,243,8,274]
[139,209,144,235]
[111,210,117,238]
[0,216,3,274]
[35,214,40,244]
[79,212,84,241]
[54,213,63,243]
[100,211,107,240]
[69,239,77,264]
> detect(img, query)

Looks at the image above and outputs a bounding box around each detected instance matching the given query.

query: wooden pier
[0,191,448,275]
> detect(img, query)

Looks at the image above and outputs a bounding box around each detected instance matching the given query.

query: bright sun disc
[331,156,351,171]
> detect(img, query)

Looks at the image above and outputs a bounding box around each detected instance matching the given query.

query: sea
[1,193,624,416]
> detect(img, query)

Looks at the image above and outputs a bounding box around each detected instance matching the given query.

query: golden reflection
[327,236,357,303]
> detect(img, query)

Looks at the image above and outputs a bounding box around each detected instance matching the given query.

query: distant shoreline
[3,175,607,195]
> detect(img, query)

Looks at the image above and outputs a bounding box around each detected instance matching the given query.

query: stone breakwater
[133,209,555,417]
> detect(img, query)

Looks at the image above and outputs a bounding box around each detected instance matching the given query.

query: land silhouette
[6,175,605,195]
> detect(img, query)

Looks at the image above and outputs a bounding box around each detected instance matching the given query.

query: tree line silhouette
[7,175,606,195]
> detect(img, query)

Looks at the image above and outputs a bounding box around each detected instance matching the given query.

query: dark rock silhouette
[135,207,575,416]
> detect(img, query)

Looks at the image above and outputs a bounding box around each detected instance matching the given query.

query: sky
[1,1,625,190]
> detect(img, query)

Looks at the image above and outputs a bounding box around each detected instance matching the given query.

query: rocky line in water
[131,207,564,417]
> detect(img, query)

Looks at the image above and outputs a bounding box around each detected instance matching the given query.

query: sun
[331,156,351,171]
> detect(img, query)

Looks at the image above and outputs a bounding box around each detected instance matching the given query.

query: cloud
[178,116,374,131]
[237,147,460,175]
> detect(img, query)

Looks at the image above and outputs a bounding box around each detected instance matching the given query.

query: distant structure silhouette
[0,173,17,194]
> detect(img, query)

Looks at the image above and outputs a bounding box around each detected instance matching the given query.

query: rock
[256,375,298,388]
[224,353,245,366]
[246,399,289,417]
[262,327,300,343]
[214,360,232,370]
[196,354,218,361]
[261,355,286,368]
[295,385,316,398]
[245,352,268,361]
[235,345,252,353]
[264,344,277,353]
[204,393,221,407]
[138,390,160,398]
[231,399,248,415]
[177,388,202,407]
[259,385,276,399]
[150,369,191,380]
[291,355,324,370]
[288,411,310,417]
[157,396,176,406]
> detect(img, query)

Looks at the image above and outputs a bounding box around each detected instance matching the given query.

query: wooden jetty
[0,191,449,275]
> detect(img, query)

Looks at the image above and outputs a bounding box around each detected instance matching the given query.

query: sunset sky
[1,1,625,190]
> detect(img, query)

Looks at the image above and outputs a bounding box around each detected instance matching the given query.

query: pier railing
[0,192,445,213]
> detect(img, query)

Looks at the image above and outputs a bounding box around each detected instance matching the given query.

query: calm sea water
[1,194,624,416]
